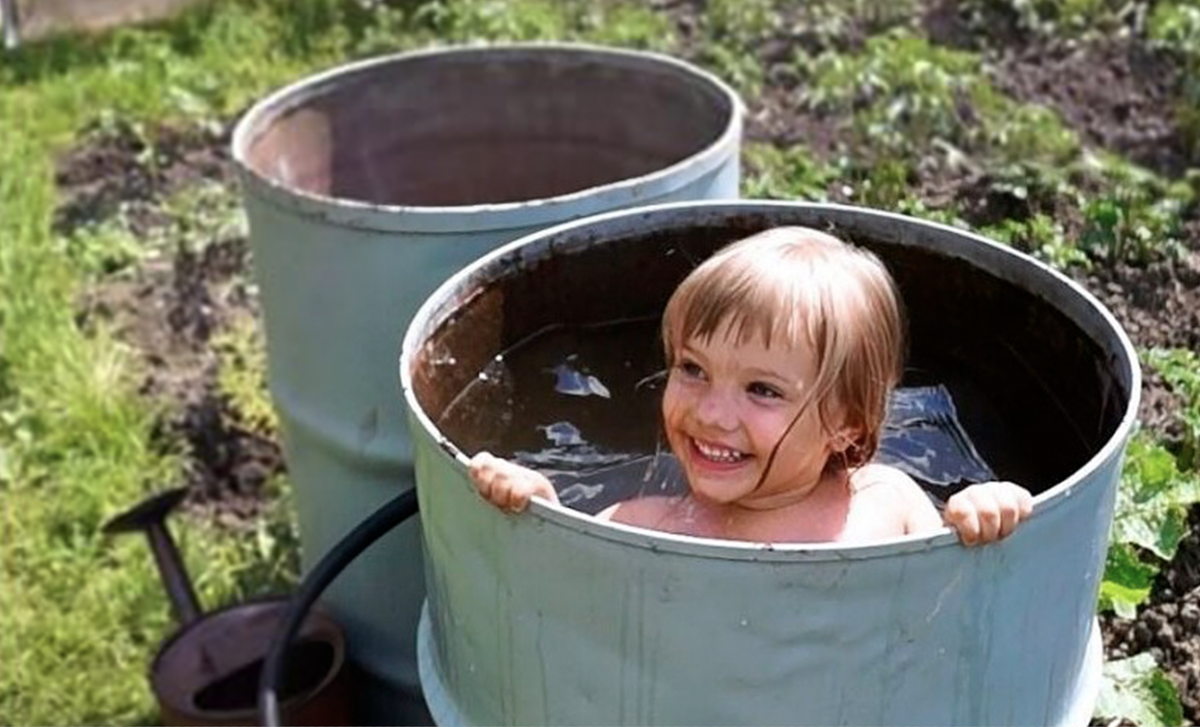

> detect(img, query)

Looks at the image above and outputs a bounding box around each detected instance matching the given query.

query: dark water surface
[437,318,1006,514]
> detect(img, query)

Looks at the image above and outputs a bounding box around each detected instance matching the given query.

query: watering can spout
[103,487,203,626]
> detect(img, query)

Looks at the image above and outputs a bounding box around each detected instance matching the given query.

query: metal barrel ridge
[231,45,743,722]
[399,201,1140,726]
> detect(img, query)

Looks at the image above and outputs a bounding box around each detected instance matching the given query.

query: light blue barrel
[400,201,1139,726]
[231,46,742,721]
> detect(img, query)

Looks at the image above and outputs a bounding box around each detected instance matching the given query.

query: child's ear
[831,424,863,453]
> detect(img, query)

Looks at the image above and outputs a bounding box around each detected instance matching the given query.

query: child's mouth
[691,437,749,464]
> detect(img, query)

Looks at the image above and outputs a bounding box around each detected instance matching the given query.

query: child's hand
[468,452,558,513]
[944,482,1034,546]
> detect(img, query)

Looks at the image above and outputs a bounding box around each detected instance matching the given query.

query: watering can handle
[103,487,203,626]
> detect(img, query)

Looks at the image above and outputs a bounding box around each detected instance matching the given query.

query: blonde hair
[661,226,905,470]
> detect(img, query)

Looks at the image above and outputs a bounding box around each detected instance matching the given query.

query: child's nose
[696,388,737,429]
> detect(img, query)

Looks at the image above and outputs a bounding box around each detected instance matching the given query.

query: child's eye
[676,360,705,380]
[748,382,782,399]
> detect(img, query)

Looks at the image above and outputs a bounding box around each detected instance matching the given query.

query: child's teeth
[696,440,743,462]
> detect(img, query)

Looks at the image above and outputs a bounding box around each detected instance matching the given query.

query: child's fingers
[504,484,531,513]
[468,452,494,498]
[995,482,1034,539]
[469,452,512,507]
[974,488,1004,543]
[945,495,981,546]
[468,452,557,513]
[993,484,1023,539]
[947,483,1035,546]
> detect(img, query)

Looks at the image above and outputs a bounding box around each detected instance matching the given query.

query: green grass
[0,1,370,722]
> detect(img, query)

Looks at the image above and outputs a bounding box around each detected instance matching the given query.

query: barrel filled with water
[231,45,741,720]
[400,201,1139,726]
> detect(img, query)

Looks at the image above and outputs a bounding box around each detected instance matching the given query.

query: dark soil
[55,6,1200,718]
[989,39,1192,178]
[54,119,231,237]
[63,119,284,527]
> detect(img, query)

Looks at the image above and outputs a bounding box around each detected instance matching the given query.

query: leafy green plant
[693,0,780,96]
[959,0,1129,40]
[1078,157,1192,265]
[187,475,301,601]
[1095,652,1186,727]
[579,2,677,51]
[214,314,279,437]
[1145,347,1200,470]
[705,0,777,46]
[983,103,1079,166]
[801,30,1080,166]
[1148,1,1200,53]
[742,143,840,200]
[982,212,1090,269]
[57,215,147,276]
[417,0,574,42]
[158,181,248,252]
[804,32,980,157]
[1100,430,1200,617]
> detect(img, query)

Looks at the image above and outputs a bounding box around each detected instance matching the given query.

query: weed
[801,30,1080,166]
[1096,652,1186,727]
[691,0,781,97]
[579,2,677,52]
[706,0,777,46]
[1148,2,1200,159]
[1101,427,1200,618]
[418,0,573,43]
[742,142,840,200]
[158,181,248,252]
[1147,1,1200,52]
[958,0,1131,40]
[1078,154,1192,265]
[1145,347,1200,470]
[58,215,147,277]
[983,212,1091,268]
[804,32,983,157]
[215,314,278,438]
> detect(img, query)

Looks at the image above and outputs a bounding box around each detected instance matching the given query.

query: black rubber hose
[259,488,420,727]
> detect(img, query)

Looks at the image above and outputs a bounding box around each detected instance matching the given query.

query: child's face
[661,320,843,509]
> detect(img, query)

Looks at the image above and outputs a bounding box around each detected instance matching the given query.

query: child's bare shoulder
[849,463,943,533]
[849,463,923,499]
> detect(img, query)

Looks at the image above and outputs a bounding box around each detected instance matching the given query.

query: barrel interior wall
[873,241,1119,494]
[246,54,733,207]
[412,216,1125,495]
[410,223,744,421]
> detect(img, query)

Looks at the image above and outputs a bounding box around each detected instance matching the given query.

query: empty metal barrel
[231,45,742,721]
[400,201,1139,725]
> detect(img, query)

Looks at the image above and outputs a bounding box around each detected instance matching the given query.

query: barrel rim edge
[230,42,744,233]
[399,199,1142,561]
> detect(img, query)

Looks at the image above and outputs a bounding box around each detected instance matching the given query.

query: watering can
[104,487,353,726]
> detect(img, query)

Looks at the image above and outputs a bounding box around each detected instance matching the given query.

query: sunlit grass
[0,1,362,721]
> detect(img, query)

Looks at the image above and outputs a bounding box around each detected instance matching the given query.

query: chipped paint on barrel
[231,45,742,721]
[400,201,1139,726]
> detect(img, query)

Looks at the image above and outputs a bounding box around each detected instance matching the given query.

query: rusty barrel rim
[399,199,1141,562]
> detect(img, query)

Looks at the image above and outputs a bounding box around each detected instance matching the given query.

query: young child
[469,227,1033,546]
